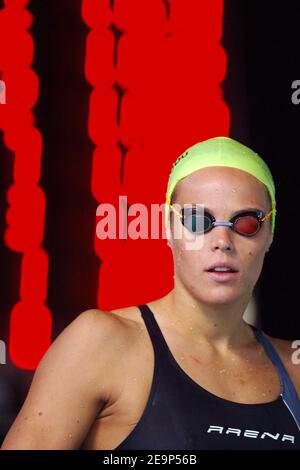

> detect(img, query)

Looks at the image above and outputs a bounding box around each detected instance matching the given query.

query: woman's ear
[165,215,175,250]
[166,224,173,249]
[266,234,273,253]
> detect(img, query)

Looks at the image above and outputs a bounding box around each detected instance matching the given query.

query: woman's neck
[158,288,254,350]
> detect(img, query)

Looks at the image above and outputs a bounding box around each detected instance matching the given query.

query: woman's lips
[205,271,239,282]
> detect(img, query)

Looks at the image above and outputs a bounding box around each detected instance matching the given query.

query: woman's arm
[1,309,124,449]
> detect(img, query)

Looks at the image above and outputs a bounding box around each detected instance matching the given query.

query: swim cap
[165,136,277,234]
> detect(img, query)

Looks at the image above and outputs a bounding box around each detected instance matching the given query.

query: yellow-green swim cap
[165,136,277,234]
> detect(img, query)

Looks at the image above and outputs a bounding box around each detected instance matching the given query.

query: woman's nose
[210,226,234,251]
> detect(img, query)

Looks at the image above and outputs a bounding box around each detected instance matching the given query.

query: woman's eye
[184,214,210,233]
[234,215,260,235]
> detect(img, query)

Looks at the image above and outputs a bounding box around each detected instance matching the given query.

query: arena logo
[172,150,189,168]
[0,79,6,104]
[207,425,295,443]
[95,196,205,250]
[0,340,6,365]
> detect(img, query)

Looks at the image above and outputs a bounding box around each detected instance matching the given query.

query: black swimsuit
[115,304,300,450]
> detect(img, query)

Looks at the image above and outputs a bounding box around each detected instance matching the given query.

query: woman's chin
[198,289,243,306]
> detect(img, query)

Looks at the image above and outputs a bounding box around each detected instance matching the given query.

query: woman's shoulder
[65,306,141,347]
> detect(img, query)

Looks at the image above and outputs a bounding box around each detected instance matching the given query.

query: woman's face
[168,166,273,305]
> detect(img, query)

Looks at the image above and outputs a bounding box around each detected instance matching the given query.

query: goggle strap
[260,207,273,222]
[169,203,183,220]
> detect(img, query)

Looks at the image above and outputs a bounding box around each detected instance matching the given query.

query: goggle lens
[183,212,211,233]
[234,215,260,235]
